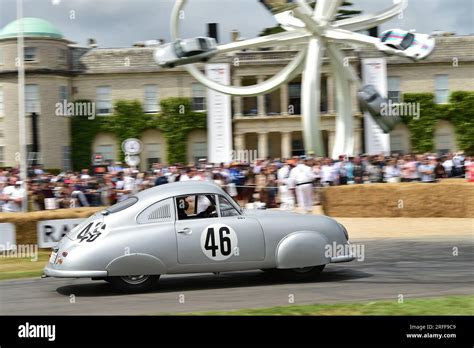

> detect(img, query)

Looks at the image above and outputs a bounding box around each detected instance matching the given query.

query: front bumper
[43,264,108,278]
[330,254,355,263]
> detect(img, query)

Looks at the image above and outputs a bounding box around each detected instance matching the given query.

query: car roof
[134,180,227,203]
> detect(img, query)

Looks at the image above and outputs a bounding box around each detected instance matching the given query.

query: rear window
[106,196,138,214]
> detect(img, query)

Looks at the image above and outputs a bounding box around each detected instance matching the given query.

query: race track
[1,237,473,315]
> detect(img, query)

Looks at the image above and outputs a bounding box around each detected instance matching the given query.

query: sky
[0,0,472,47]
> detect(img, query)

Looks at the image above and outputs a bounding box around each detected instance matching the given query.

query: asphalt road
[1,237,473,315]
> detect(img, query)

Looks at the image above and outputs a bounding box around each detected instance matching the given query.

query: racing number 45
[77,222,106,243]
[204,226,231,257]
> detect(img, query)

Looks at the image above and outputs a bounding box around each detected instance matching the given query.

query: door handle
[178,227,192,235]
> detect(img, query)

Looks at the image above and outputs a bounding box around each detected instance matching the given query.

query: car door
[175,194,265,264]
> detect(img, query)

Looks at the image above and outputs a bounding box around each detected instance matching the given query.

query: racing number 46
[204,226,231,257]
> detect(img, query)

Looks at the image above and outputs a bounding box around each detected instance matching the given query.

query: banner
[37,218,84,248]
[0,223,16,251]
[205,63,232,164]
[361,58,390,155]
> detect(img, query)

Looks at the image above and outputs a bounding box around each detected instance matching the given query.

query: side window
[137,198,174,224]
[218,195,240,217]
[176,194,217,220]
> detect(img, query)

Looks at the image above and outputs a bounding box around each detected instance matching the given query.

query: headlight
[338,223,349,240]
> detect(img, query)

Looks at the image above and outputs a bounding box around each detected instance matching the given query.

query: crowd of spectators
[0,152,471,213]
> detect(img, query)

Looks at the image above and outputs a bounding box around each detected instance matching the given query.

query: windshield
[400,33,415,50]
[198,38,208,50]
[174,41,185,58]
[106,196,138,214]
[228,194,243,213]
[380,31,392,42]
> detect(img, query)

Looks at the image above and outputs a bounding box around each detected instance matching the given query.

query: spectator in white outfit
[289,159,316,214]
[1,177,25,212]
[277,162,294,210]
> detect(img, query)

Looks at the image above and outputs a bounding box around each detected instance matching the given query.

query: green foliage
[448,91,474,154]
[158,98,207,164]
[402,91,474,154]
[44,169,62,175]
[259,26,285,37]
[70,100,102,171]
[70,98,206,170]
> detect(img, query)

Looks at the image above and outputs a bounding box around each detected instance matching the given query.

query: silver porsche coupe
[44,181,354,292]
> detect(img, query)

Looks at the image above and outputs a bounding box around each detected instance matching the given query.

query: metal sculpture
[165,0,415,158]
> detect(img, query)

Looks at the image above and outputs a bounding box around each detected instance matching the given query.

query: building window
[145,143,161,168]
[289,83,301,115]
[96,86,112,115]
[59,86,68,103]
[26,144,41,166]
[320,76,328,112]
[62,146,72,171]
[58,48,67,62]
[388,76,401,103]
[24,47,37,62]
[435,74,449,104]
[97,144,114,161]
[25,84,40,113]
[192,83,206,111]
[0,86,4,116]
[0,146,4,166]
[192,141,207,163]
[144,85,159,113]
[390,134,404,154]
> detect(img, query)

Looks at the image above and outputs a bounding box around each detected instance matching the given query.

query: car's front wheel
[107,275,159,293]
[276,265,325,281]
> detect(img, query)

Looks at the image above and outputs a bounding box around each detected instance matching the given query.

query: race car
[43,181,354,293]
[154,37,217,68]
[357,84,401,133]
[379,29,435,60]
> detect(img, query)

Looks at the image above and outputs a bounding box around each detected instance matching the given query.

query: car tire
[107,275,159,293]
[276,265,325,281]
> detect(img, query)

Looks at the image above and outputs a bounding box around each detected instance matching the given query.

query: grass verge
[178,295,474,316]
[0,251,49,280]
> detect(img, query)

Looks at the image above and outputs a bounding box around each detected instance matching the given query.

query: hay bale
[321,184,400,217]
[321,181,473,218]
[0,207,104,246]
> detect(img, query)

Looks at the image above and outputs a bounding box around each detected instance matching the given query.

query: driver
[196,204,216,218]
[177,198,190,220]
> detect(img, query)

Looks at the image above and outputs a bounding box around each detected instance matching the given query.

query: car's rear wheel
[276,265,325,280]
[107,275,159,293]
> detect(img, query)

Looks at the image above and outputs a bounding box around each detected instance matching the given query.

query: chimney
[231,29,240,43]
[207,23,219,43]
[87,38,98,48]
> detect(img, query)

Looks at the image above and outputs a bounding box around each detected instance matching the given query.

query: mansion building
[0,17,473,170]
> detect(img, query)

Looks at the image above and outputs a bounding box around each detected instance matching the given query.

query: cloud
[0,0,472,48]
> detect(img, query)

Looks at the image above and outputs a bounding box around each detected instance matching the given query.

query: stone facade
[1,18,473,169]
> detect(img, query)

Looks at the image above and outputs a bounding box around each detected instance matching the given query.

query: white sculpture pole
[167,0,409,157]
